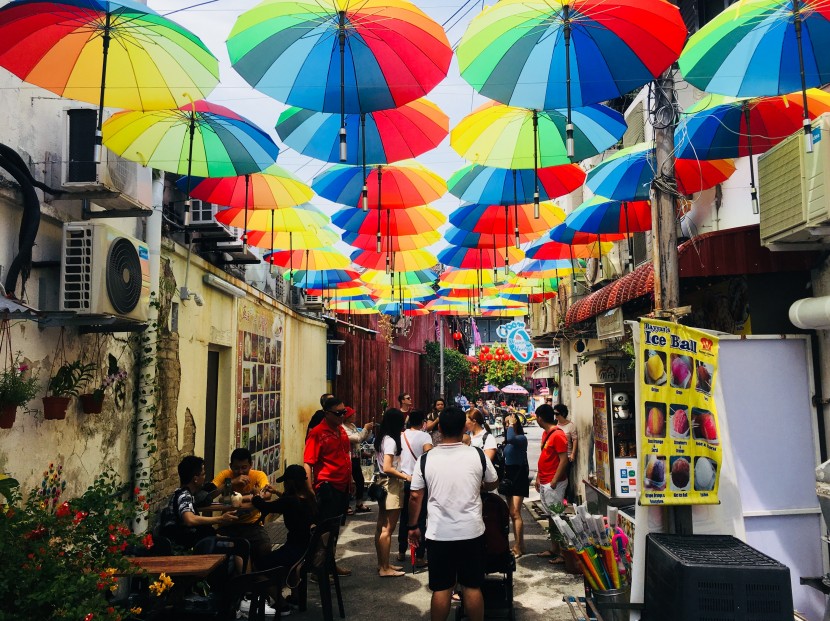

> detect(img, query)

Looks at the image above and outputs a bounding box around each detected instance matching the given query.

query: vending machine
[591,382,638,504]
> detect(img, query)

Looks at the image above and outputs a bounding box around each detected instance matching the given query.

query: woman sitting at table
[252,464,318,573]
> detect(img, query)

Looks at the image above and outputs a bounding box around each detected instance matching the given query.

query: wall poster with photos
[237,300,283,485]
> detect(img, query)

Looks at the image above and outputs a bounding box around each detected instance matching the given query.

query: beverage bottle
[223,477,232,505]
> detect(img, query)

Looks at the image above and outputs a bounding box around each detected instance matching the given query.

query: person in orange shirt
[533,404,569,564]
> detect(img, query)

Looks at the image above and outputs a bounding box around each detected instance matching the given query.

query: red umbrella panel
[342,230,440,251]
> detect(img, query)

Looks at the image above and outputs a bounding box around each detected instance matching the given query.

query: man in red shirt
[304,395,353,576]
[534,403,569,563]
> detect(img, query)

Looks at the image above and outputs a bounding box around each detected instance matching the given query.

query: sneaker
[238,597,277,618]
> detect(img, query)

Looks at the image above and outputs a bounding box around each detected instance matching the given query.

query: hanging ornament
[453,331,463,341]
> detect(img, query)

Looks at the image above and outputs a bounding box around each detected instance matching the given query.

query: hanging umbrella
[342,230,440,252]
[440,268,508,288]
[215,204,329,231]
[526,238,612,261]
[438,246,525,270]
[586,142,736,201]
[333,206,446,237]
[263,248,350,271]
[246,227,338,251]
[425,298,471,315]
[308,283,374,297]
[368,286,436,301]
[549,224,627,245]
[228,0,451,162]
[313,161,445,210]
[276,98,448,165]
[351,248,438,272]
[500,382,529,395]
[517,258,579,277]
[0,0,220,160]
[284,269,360,289]
[329,299,379,314]
[103,100,279,178]
[436,286,498,298]
[178,165,312,210]
[448,163,585,205]
[499,288,556,304]
[360,268,437,287]
[678,0,830,150]
[376,300,429,316]
[457,0,685,152]
[675,90,830,211]
[445,226,545,249]
[449,202,566,247]
[451,101,625,217]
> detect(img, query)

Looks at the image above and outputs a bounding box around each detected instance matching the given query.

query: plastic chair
[296,516,345,621]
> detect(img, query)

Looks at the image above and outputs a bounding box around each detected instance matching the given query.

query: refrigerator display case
[591,382,638,505]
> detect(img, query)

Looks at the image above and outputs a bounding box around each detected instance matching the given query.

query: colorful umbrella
[678,0,830,151]
[350,248,438,272]
[246,227,338,251]
[360,269,436,287]
[276,98,448,165]
[449,202,566,246]
[439,268,508,288]
[313,161,445,210]
[284,269,360,289]
[215,204,329,232]
[483,308,528,317]
[228,0,451,161]
[178,165,312,210]
[376,300,428,316]
[103,100,279,178]
[342,230,440,252]
[438,246,525,270]
[263,248,350,271]
[333,206,446,237]
[329,299,379,314]
[517,258,579,277]
[500,382,528,394]
[457,0,684,150]
[549,224,627,245]
[368,285,435,300]
[0,0,220,159]
[444,226,546,249]
[586,142,736,201]
[425,298,471,315]
[526,238,612,261]
[436,286,498,298]
[675,90,830,210]
[448,164,585,205]
[308,283,374,297]
[565,196,652,234]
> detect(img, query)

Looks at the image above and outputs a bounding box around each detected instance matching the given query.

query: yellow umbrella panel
[215,204,329,232]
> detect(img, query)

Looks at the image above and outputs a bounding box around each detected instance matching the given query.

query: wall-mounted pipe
[790,296,830,330]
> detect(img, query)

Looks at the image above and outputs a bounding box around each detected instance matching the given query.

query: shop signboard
[497,320,534,364]
[639,319,721,505]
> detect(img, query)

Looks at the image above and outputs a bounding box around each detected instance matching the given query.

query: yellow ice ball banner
[639,319,721,506]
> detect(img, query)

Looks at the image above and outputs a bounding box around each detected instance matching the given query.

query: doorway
[204,350,219,480]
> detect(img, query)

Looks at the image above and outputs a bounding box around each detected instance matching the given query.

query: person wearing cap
[342,406,374,514]
[304,395,353,576]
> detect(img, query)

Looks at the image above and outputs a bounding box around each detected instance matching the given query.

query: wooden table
[128,554,226,577]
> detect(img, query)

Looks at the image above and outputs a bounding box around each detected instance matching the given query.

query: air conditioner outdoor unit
[758,112,830,248]
[60,222,151,322]
[303,295,324,311]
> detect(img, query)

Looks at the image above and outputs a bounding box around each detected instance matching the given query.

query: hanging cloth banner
[639,318,721,505]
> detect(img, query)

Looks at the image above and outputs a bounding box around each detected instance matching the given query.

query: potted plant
[0,353,39,428]
[79,355,127,414]
[43,360,95,420]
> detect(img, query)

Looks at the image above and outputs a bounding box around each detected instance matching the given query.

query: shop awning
[565,225,819,327]
[532,364,559,379]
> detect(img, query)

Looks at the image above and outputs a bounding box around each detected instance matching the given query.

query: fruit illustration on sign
[645,351,665,383]
[670,355,693,389]
[646,404,665,438]
[670,457,690,490]
[694,457,717,491]
[670,407,689,439]
[644,455,666,491]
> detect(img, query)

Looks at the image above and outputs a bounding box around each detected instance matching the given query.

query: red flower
[134,487,141,496]
[55,501,71,518]
[106,546,117,554]
[84,614,94,621]
[24,526,47,540]
[73,511,88,525]
[142,534,154,549]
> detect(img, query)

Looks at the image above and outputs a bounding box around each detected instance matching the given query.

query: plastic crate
[645,534,792,621]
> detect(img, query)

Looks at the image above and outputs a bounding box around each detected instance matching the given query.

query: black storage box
[645,534,792,621]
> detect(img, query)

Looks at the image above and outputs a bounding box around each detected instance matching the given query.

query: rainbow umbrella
[103,100,278,178]
[284,269,360,289]
[585,142,736,201]
[276,98,448,165]
[313,161,445,210]
[457,0,684,151]
[333,205,446,238]
[449,202,566,247]
[526,238,612,261]
[0,0,220,159]
[342,230,440,252]
[215,204,329,232]
[436,286,498,298]
[329,299,379,314]
[565,197,652,233]
[445,226,546,249]
[482,307,528,318]
[549,224,627,245]
[438,246,525,270]
[425,298,471,315]
[228,0,451,161]
[308,284,374,297]
[517,258,579,278]
[360,269,436,287]
[178,165,312,210]
[440,268,508,288]
[675,90,830,211]
[246,227,338,251]
[678,0,830,150]
[376,300,428,316]
[351,249,438,272]
[448,164,585,205]
[263,248,350,271]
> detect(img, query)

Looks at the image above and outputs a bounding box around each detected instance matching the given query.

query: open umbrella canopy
[246,227,339,250]
[342,230,440,251]
[276,98,449,165]
[483,308,528,317]
[481,384,499,393]
[500,382,528,394]
[480,296,525,309]
[457,0,686,111]
[227,0,451,114]
[178,164,312,210]
[675,90,830,160]
[564,196,652,235]
[549,223,627,245]
[438,246,525,270]
[368,285,435,300]
[215,203,329,231]
[444,226,546,249]
[333,205,446,236]
[283,268,360,288]
[329,299,379,314]
[436,286,498,298]
[448,163,585,205]
[585,142,736,200]
[517,258,580,277]
[425,298,471,315]
[448,202,566,237]
[359,268,436,286]
[350,248,438,272]
[526,238,613,260]
[377,301,429,316]
[0,0,220,111]
[451,101,627,168]
[103,100,279,177]
[313,161,445,209]
[307,283,373,297]
[439,268,508,288]
[263,248,349,271]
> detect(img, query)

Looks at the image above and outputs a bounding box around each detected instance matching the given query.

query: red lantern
[481,346,490,354]
[486,353,494,361]
[495,347,505,356]
[452,331,462,341]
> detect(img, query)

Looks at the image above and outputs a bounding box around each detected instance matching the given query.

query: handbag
[367,475,388,502]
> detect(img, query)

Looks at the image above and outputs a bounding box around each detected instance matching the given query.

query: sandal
[355,505,372,513]
[536,550,556,558]
[548,555,565,565]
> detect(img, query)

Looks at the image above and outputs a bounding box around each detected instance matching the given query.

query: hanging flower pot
[79,393,104,414]
[42,396,71,420]
[0,404,16,429]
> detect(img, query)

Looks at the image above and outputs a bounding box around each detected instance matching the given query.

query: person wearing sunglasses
[303,395,354,576]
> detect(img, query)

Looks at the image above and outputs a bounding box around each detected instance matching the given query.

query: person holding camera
[501,413,529,558]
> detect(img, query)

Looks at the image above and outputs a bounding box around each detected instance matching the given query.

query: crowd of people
[159,391,578,620]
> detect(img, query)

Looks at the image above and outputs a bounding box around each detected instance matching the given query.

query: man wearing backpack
[408,406,499,621]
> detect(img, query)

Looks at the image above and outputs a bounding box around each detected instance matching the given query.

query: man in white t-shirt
[408,406,499,621]
[397,410,433,565]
